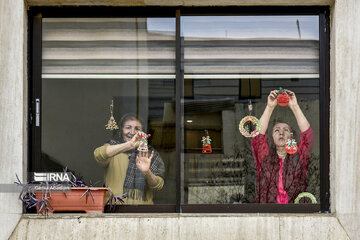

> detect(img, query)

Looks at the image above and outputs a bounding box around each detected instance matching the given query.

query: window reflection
[41,18,176,204]
[181,16,319,40]
[182,16,320,204]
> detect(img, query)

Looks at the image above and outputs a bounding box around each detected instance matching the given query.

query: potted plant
[15,169,125,215]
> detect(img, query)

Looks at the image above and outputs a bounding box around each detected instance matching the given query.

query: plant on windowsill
[15,169,126,215]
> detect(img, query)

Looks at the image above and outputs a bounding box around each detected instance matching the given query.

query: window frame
[28,6,330,213]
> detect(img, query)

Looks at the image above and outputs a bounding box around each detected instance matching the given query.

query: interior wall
[41,79,139,184]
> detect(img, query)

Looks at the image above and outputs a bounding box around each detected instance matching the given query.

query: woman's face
[122,119,142,142]
[272,123,291,147]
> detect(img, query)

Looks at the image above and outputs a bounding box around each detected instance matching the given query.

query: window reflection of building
[38,15,321,207]
[181,16,320,204]
[41,17,177,204]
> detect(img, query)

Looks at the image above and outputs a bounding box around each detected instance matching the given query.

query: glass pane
[41,18,176,205]
[181,16,320,204]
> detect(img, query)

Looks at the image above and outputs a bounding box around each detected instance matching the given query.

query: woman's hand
[267,90,278,109]
[136,150,154,174]
[128,132,149,149]
[287,90,298,109]
[104,132,150,158]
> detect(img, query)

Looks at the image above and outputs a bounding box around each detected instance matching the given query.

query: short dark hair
[119,113,145,131]
[110,113,145,144]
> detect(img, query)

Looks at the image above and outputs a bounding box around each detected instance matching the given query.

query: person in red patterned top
[251,90,314,203]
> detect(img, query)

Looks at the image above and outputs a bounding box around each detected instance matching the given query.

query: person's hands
[287,90,298,109]
[129,132,149,149]
[267,90,278,109]
[136,150,154,175]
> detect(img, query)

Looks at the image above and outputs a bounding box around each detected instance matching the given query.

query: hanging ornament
[201,130,212,153]
[277,87,290,107]
[285,135,298,154]
[294,192,317,204]
[239,100,262,138]
[105,100,119,130]
[137,135,149,152]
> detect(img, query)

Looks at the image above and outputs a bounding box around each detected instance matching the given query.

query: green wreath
[239,116,262,138]
[294,192,317,204]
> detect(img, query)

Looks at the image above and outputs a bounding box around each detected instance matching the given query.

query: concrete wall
[9,214,349,240]
[0,0,27,240]
[1,0,360,239]
[26,0,333,6]
[330,0,360,239]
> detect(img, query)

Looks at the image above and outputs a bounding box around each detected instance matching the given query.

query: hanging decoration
[239,100,262,138]
[201,130,212,153]
[294,192,317,204]
[137,134,149,152]
[285,134,298,154]
[277,87,290,107]
[105,100,119,130]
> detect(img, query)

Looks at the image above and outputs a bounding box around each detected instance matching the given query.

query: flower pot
[35,187,108,214]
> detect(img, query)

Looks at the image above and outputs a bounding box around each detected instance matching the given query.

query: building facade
[0,0,359,239]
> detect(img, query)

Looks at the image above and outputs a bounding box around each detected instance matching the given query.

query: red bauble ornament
[286,146,297,154]
[285,139,298,154]
[277,90,289,107]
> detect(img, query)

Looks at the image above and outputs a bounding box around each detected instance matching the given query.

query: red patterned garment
[251,127,314,203]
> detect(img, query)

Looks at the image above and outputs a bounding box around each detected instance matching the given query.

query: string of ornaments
[105,100,119,130]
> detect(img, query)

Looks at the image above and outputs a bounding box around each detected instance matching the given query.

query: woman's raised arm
[259,90,278,134]
[287,90,310,132]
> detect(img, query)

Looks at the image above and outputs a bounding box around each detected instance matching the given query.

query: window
[29,7,330,213]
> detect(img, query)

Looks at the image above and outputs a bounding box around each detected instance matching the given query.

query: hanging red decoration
[137,134,149,152]
[201,135,212,153]
[285,138,298,154]
[277,88,290,107]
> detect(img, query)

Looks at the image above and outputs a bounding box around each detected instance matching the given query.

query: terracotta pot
[35,187,108,214]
